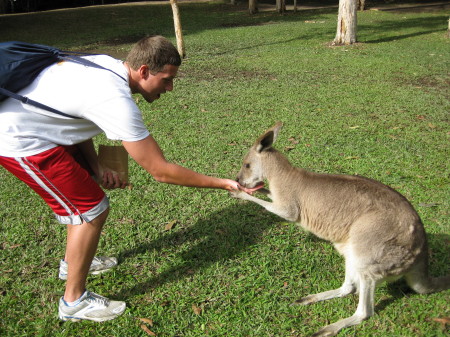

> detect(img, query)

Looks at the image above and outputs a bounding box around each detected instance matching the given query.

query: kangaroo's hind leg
[292,245,358,306]
[311,275,376,337]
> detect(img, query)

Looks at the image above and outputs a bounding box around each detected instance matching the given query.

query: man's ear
[138,65,150,80]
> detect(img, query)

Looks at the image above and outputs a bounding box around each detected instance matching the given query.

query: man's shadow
[115,202,280,299]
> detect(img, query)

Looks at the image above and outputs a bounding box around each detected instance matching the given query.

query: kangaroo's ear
[271,121,283,142]
[255,122,283,153]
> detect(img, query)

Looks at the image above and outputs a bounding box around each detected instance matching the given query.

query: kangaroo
[231,122,449,337]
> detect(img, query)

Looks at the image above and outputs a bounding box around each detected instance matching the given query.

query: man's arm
[76,139,101,178]
[77,139,127,189]
[122,135,240,191]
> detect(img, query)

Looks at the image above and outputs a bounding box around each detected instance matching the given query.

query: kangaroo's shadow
[116,202,279,299]
[115,201,449,307]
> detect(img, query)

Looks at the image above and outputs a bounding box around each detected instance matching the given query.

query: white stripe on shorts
[16,157,85,224]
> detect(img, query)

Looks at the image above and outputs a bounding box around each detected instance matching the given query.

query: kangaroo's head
[235,122,283,189]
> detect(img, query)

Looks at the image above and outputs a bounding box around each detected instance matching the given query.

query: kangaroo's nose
[236,177,240,183]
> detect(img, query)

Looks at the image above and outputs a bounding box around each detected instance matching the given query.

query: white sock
[63,290,88,307]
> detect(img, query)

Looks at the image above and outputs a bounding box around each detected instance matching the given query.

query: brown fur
[231,122,449,336]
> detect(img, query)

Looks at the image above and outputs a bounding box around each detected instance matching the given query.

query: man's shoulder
[83,55,126,73]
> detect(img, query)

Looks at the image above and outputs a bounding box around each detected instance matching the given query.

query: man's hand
[223,179,255,194]
[99,166,128,189]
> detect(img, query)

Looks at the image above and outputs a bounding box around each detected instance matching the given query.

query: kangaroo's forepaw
[229,190,245,199]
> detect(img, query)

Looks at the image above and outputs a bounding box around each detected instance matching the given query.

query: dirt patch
[220,21,277,28]
[74,34,148,59]
[185,66,277,82]
[102,35,146,46]
[407,75,450,100]
[416,75,450,93]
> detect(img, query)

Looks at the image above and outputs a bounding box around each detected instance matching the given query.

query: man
[0,36,245,322]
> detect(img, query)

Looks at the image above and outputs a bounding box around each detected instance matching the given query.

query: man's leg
[59,205,126,322]
[63,208,109,302]
[1,148,125,321]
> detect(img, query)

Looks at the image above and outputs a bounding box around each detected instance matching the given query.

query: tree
[276,0,286,14]
[447,16,450,38]
[170,0,186,58]
[333,0,358,45]
[0,0,8,14]
[249,0,258,14]
[357,0,366,11]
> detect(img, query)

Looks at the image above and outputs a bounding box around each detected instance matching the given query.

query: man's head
[126,35,181,74]
[126,36,181,102]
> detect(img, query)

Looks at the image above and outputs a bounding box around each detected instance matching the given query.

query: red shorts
[0,146,109,225]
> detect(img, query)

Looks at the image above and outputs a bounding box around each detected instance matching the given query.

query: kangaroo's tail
[405,244,450,294]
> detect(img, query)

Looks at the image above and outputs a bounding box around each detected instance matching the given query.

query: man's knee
[88,207,110,227]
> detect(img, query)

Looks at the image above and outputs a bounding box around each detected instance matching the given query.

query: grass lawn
[0,1,449,336]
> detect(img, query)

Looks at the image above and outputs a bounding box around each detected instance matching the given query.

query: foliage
[0,1,449,336]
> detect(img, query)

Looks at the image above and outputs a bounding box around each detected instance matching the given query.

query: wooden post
[170,0,186,58]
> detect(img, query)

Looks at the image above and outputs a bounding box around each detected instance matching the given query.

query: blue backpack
[0,41,126,119]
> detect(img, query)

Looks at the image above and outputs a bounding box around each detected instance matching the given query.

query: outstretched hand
[222,179,255,194]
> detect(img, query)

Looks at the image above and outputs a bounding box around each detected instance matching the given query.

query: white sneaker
[59,256,118,280]
[58,290,126,322]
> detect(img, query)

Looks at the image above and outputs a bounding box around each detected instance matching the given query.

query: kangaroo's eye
[245,163,250,169]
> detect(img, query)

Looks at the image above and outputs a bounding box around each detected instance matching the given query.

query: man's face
[140,64,179,103]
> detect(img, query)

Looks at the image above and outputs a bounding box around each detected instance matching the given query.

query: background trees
[0,0,114,14]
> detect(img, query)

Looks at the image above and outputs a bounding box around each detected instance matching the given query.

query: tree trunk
[276,0,286,14]
[357,0,365,11]
[170,0,186,58]
[249,0,258,14]
[333,0,357,45]
[0,0,8,14]
[447,16,450,38]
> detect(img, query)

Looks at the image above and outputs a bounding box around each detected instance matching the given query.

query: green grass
[0,1,449,336]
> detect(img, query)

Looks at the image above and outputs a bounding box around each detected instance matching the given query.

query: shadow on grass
[0,201,442,337]
[363,29,446,44]
[116,197,449,304]
[360,15,448,43]
[116,202,280,299]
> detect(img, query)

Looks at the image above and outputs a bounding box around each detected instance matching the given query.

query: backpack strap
[60,53,127,83]
[0,87,82,119]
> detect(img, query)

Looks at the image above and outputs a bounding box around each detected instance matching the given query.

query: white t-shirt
[0,55,150,157]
